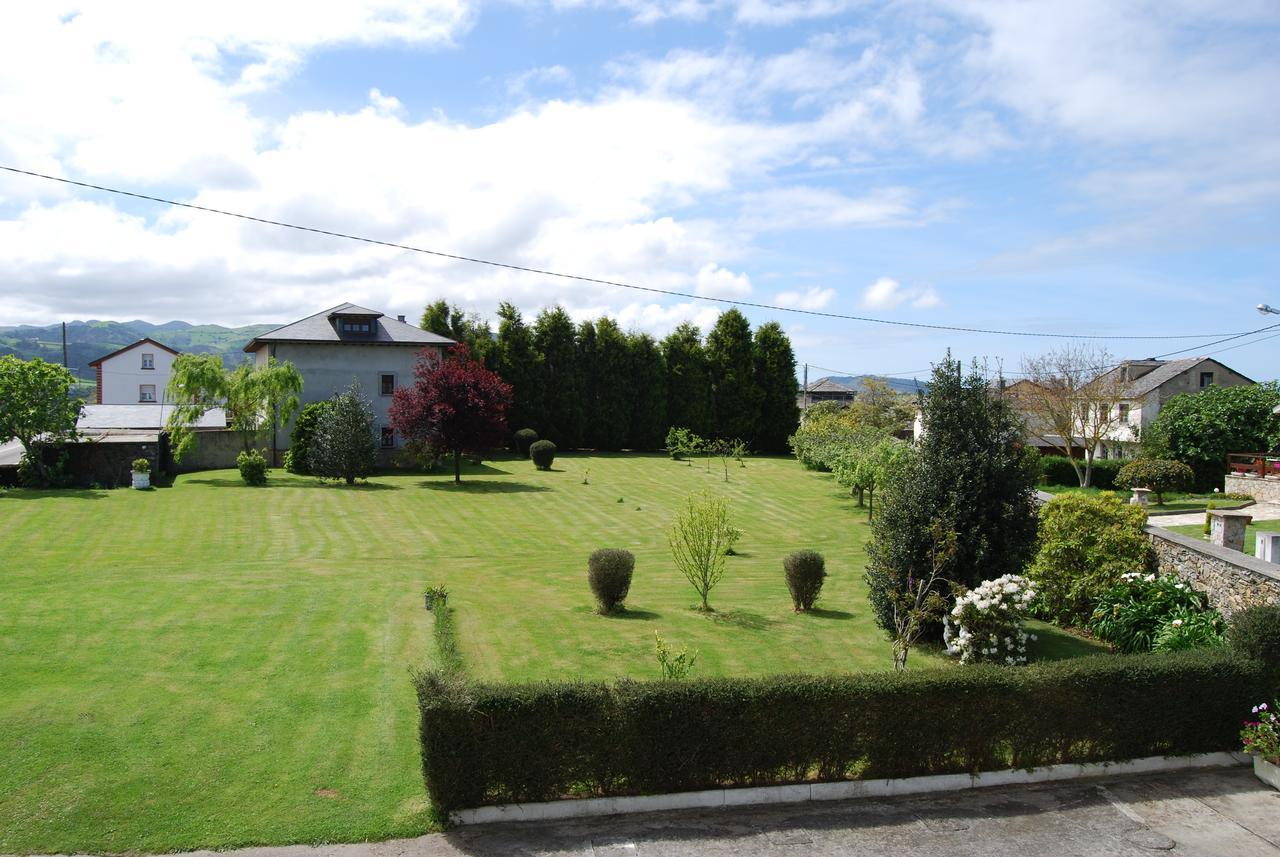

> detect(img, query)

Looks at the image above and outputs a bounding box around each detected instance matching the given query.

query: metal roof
[78,404,227,430]
[245,303,455,351]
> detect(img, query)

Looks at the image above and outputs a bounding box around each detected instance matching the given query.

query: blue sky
[1,1,1278,381]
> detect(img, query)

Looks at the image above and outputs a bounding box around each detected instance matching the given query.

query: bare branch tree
[1018,344,1133,487]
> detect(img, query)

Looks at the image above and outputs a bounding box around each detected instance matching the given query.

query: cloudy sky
[1,1,1278,380]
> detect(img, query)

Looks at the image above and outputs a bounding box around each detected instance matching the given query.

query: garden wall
[170,430,245,473]
[1147,525,1280,617]
[1225,473,1280,504]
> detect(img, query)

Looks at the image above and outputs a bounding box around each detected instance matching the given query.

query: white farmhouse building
[88,337,180,405]
[243,303,455,461]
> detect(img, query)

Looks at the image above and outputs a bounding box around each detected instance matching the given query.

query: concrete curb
[452,752,1249,824]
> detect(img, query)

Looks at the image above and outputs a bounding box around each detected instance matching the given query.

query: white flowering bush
[943,574,1037,665]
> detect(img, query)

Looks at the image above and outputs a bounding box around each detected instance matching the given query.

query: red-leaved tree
[390,344,513,483]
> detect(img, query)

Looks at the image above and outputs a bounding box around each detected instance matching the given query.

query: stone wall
[1147,526,1280,618]
[170,429,246,473]
[1224,473,1280,504]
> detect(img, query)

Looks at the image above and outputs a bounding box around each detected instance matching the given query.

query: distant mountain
[0,319,280,385]
[822,375,928,396]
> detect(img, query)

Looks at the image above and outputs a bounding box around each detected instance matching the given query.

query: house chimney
[397,314,406,323]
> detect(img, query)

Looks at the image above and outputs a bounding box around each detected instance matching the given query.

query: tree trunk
[18,438,47,486]
[453,450,461,483]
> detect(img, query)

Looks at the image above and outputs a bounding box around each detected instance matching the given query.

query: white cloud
[774,286,836,310]
[861,277,940,310]
[739,186,927,230]
[507,64,575,98]
[694,263,752,298]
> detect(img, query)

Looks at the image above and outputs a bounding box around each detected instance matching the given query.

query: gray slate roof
[1096,357,1231,399]
[245,303,455,351]
[803,377,859,395]
[79,405,228,430]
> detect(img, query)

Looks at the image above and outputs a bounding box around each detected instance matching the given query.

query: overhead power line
[0,163,1266,343]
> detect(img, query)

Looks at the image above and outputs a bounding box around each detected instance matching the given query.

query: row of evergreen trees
[419,300,801,453]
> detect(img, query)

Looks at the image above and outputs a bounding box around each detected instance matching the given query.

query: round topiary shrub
[514,428,539,458]
[530,439,557,470]
[783,550,826,611]
[1114,458,1195,504]
[236,449,268,486]
[588,548,635,614]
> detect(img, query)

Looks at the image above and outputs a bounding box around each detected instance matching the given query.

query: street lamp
[1258,304,1280,315]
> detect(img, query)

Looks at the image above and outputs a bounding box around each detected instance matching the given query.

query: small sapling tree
[669,490,734,611]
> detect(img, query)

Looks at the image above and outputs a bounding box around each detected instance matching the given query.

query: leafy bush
[787,410,859,471]
[1038,456,1124,489]
[944,575,1037,665]
[1088,573,1225,653]
[1142,381,1280,490]
[309,384,378,485]
[413,648,1268,811]
[1114,459,1195,504]
[513,428,539,458]
[130,458,150,474]
[783,550,826,611]
[665,426,704,461]
[236,449,268,486]
[529,439,557,470]
[654,632,698,679]
[1027,493,1155,627]
[669,490,734,611]
[1228,606,1280,667]
[1241,701,1280,761]
[588,548,635,614]
[285,400,332,475]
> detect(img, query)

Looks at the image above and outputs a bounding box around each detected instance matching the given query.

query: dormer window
[340,320,372,334]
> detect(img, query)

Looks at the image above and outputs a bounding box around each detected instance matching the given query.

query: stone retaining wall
[1224,473,1280,504]
[1147,526,1280,618]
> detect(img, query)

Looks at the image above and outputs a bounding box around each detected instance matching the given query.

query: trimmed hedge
[413,647,1266,811]
[1039,455,1124,490]
[588,548,635,613]
[783,550,826,611]
[513,428,539,458]
[530,439,557,470]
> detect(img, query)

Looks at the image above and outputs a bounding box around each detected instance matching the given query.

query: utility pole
[803,363,809,414]
[62,322,68,368]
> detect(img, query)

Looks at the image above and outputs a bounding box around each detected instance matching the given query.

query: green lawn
[0,454,1102,853]
[1169,518,1280,556]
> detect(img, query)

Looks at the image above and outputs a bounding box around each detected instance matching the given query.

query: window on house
[380,427,395,449]
[340,320,372,333]
[1118,403,1130,424]
[1199,371,1214,389]
[380,373,396,396]
[139,384,156,402]
[141,353,155,370]
[1101,405,1111,422]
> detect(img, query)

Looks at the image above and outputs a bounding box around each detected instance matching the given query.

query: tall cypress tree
[532,306,583,448]
[575,320,600,448]
[661,322,712,437]
[706,309,760,442]
[627,332,668,450]
[495,302,543,436]
[752,321,800,453]
[592,318,633,451]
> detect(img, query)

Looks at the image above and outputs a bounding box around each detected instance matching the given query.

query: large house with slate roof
[244,303,455,461]
[1090,356,1253,458]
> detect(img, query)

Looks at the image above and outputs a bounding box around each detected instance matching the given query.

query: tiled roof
[803,377,859,395]
[1096,357,1247,398]
[245,303,455,351]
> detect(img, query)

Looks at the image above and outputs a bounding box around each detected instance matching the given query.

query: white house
[243,303,455,460]
[88,338,179,405]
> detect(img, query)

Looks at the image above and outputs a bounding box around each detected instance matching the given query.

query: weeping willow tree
[165,355,303,461]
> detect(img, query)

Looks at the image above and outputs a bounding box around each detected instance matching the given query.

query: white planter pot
[1255,756,1280,790]
[131,471,150,490]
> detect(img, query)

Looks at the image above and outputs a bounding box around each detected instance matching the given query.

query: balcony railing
[1227,452,1280,477]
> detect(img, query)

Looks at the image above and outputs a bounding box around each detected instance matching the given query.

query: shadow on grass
[805,607,855,621]
[708,609,777,631]
[419,480,550,494]
[0,487,107,500]
[185,477,401,490]
[570,606,661,620]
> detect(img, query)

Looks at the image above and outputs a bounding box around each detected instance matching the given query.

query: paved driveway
[1148,501,1280,528]
[138,766,1278,857]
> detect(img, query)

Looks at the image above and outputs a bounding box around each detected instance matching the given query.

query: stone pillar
[1209,510,1253,552]
[1257,531,1280,564]
[1129,488,1152,506]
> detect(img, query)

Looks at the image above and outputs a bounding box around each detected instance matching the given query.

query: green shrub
[309,384,378,485]
[1026,493,1154,627]
[529,440,556,470]
[783,550,826,611]
[1089,573,1224,653]
[1229,606,1280,667]
[285,400,332,475]
[1039,456,1124,489]
[1204,499,1217,535]
[665,426,704,461]
[235,449,268,486]
[1115,459,1195,504]
[413,647,1267,811]
[130,457,150,474]
[514,428,539,458]
[588,548,635,614]
[654,632,698,679]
